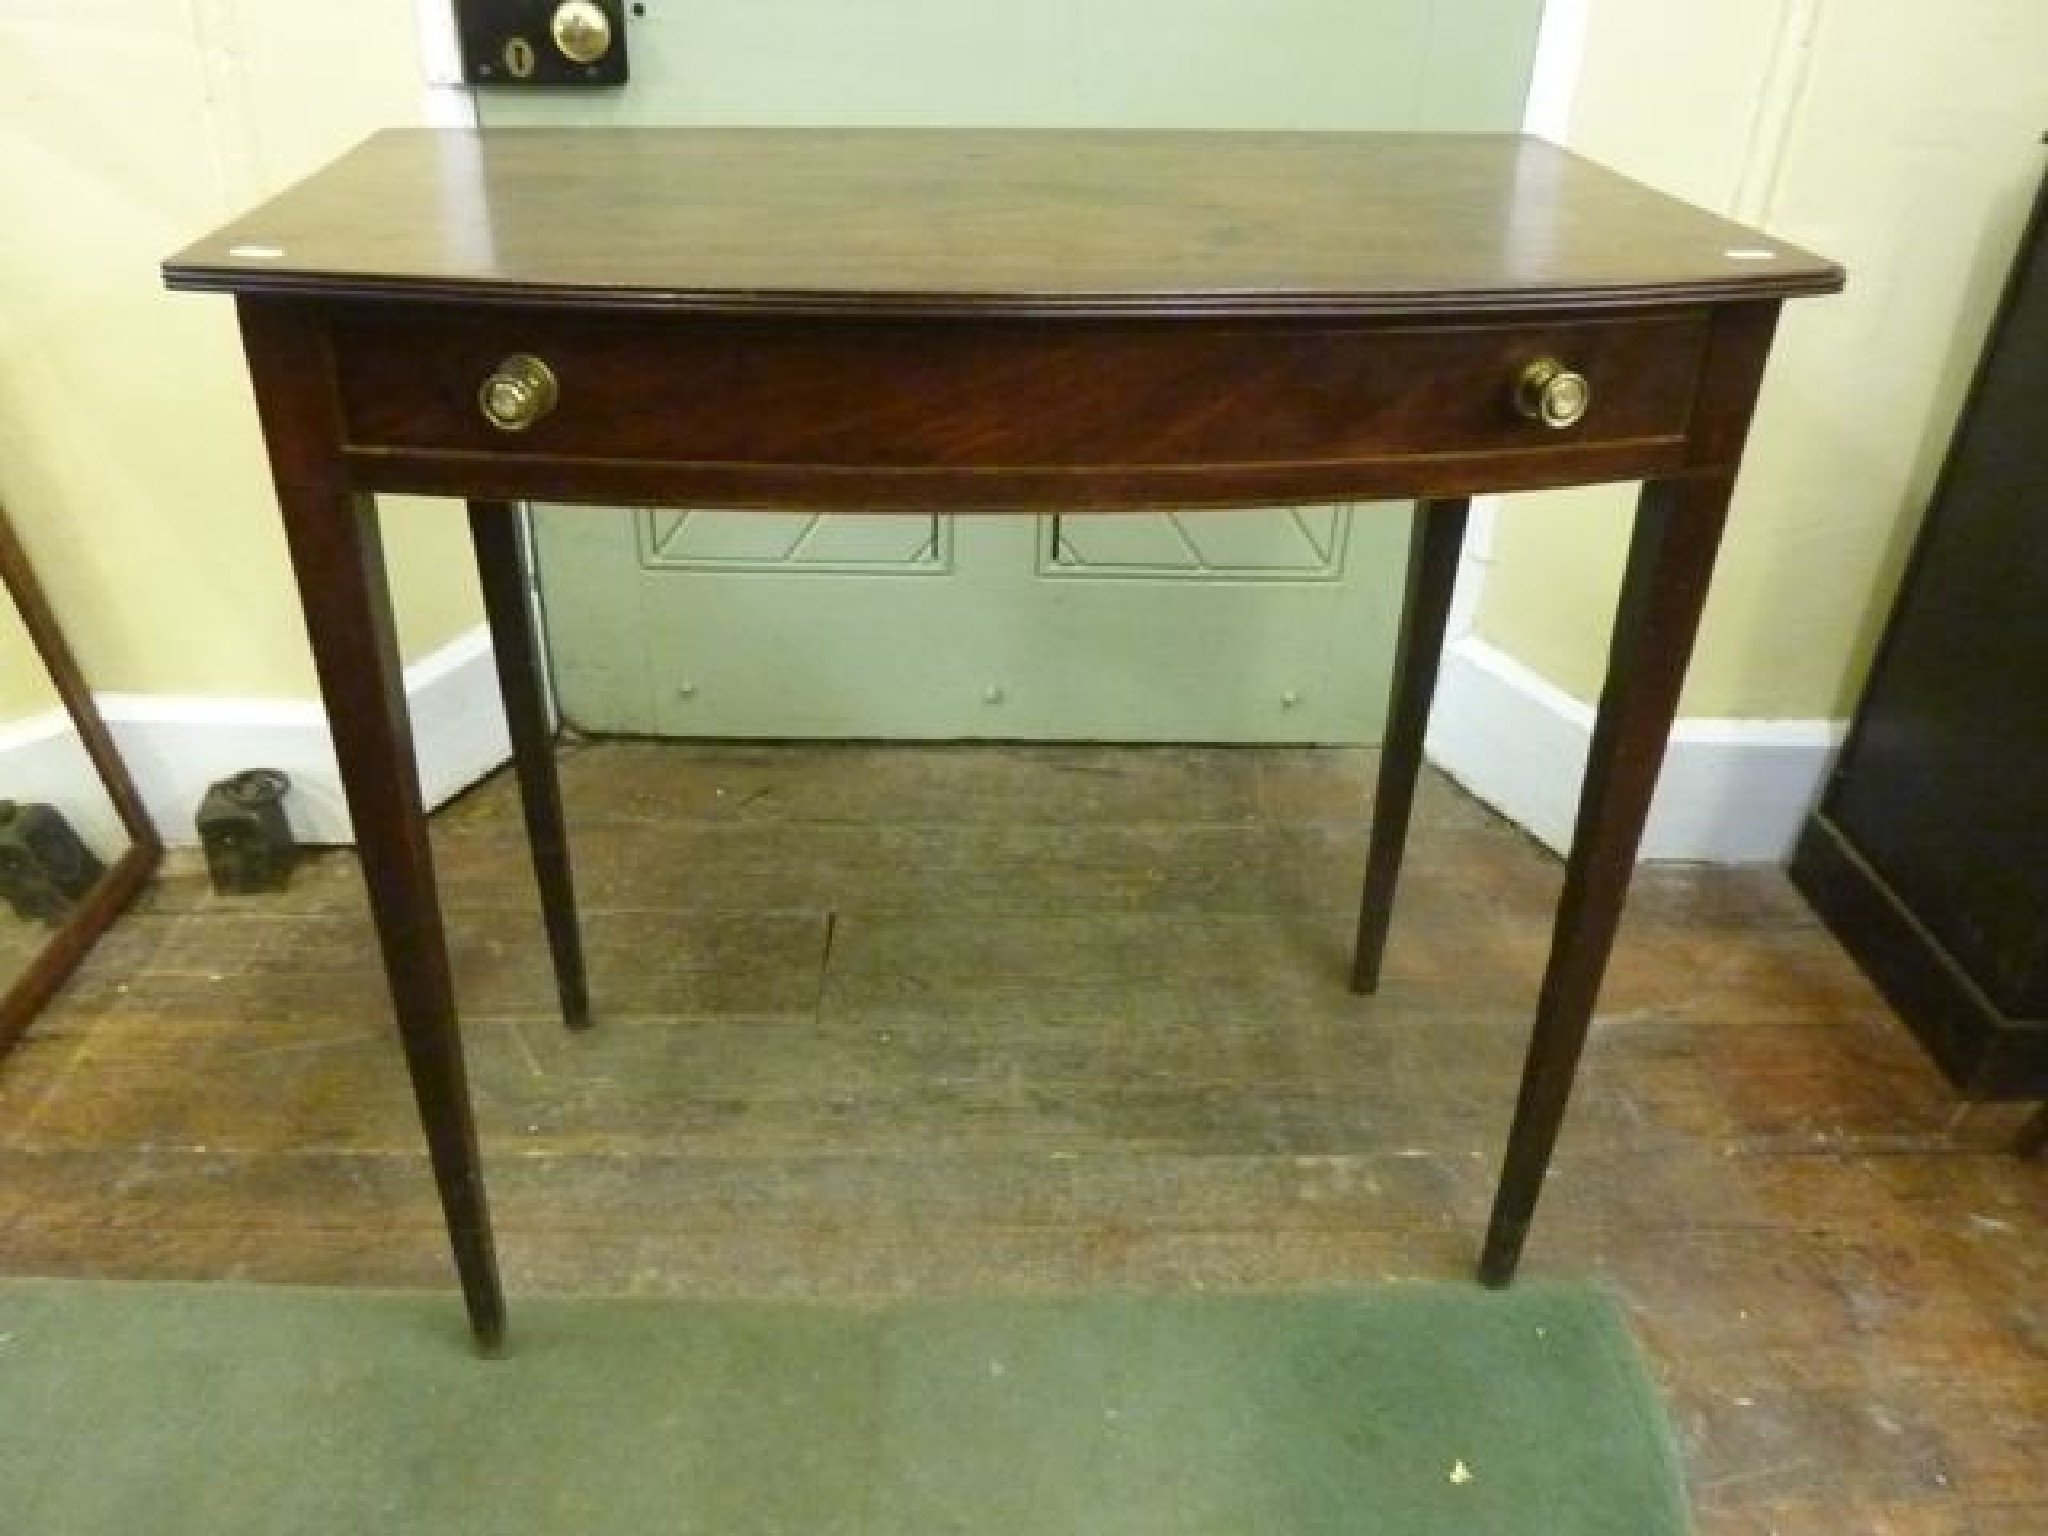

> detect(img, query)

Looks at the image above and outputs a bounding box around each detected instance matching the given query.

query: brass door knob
[477,354,559,432]
[551,1,615,65]
[1513,358,1592,430]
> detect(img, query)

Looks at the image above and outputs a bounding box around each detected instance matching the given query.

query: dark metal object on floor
[196,770,296,894]
[0,801,106,925]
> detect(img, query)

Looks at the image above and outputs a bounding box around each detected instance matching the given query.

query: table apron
[325,304,1713,511]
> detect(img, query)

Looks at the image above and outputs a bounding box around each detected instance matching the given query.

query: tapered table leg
[2017,1103,2048,1156]
[277,486,505,1351]
[1478,474,1736,1286]
[468,499,590,1031]
[1352,497,1470,994]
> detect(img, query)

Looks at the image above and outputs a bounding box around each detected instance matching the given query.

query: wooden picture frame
[0,504,161,1052]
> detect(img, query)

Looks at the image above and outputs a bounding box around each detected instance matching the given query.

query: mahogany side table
[166,128,1841,1349]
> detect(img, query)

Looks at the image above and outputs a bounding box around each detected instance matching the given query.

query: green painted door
[484,1,1544,739]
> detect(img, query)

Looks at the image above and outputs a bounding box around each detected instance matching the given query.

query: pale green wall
[495,0,1535,131]
[1479,0,2048,719]
[0,1,481,699]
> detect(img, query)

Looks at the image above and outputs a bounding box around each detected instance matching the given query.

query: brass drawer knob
[1513,357,1592,430]
[551,1,614,65]
[478,354,559,432]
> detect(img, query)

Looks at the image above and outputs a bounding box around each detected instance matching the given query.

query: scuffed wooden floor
[1,743,2042,1534]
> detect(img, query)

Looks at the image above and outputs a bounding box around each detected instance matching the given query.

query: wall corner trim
[95,626,510,846]
[1427,634,1844,864]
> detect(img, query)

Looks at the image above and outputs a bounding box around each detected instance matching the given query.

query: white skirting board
[17,625,1832,863]
[89,628,511,847]
[1426,634,1845,864]
[0,709,133,860]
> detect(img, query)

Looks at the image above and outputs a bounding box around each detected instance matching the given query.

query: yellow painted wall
[0,1,480,699]
[0,597,57,721]
[1481,0,2048,717]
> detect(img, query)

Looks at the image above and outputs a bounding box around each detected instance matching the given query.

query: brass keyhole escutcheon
[478,355,560,433]
[1513,357,1592,430]
[551,1,615,65]
[501,36,537,79]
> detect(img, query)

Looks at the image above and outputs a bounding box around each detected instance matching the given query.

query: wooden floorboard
[2,743,2042,1533]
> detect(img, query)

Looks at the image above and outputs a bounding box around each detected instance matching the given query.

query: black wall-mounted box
[456,0,630,87]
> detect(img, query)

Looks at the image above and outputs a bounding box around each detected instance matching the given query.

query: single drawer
[330,305,1711,506]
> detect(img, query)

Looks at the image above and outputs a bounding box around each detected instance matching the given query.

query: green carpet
[0,1279,1688,1535]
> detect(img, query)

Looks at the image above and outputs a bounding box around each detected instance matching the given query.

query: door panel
[486,1,1545,739]
[537,508,1412,739]
[1046,510,1350,580]
[641,511,949,575]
